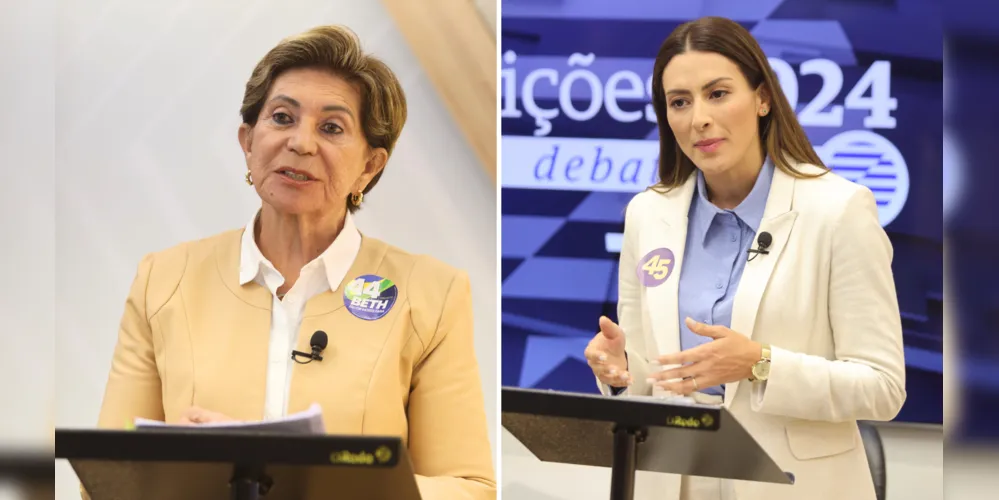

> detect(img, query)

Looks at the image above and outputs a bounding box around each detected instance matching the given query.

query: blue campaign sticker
[343,274,398,321]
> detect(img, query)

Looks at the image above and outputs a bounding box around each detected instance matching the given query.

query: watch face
[753,362,770,380]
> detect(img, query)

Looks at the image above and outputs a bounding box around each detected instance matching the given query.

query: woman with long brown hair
[584,16,905,500]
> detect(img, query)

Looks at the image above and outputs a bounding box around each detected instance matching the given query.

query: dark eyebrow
[268,94,355,120]
[665,77,733,96]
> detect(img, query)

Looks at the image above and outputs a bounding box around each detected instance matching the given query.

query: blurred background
[1,0,496,499]
[499,0,946,498]
[0,0,55,499]
[941,1,999,499]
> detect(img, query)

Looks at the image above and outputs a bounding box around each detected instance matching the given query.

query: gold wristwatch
[750,344,771,382]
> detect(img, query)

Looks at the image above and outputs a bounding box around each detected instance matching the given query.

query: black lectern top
[56,428,421,500]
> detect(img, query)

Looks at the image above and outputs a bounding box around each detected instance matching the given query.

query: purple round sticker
[636,248,675,287]
[344,274,398,321]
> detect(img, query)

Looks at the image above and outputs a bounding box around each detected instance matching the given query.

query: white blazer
[599,162,906,500]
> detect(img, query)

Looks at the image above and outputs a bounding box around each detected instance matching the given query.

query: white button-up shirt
[238,211,361,420]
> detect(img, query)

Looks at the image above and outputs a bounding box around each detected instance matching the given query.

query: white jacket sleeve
[751,188,907,422]
[597,197,653,397]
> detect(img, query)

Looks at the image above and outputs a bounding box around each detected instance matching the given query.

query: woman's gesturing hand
[584,316,631,388]
[646,318,761,395]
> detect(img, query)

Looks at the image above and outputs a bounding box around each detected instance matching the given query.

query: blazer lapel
[725,165,798,406]
[302,235,388,317]
[640,178,696,357]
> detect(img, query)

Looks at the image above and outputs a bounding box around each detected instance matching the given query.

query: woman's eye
[670,99,687,109]
[710,90,729,99]
[272,112,293,124]
[321,123,343,134]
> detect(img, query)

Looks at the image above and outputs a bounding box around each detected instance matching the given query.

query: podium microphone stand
[502,387,794,500]
[56,428,422,500]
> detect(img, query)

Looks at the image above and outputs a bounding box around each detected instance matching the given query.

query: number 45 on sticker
[642,255,671,280]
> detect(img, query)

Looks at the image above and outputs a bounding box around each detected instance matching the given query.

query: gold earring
[245,171,253,186]
[350,192,364,206]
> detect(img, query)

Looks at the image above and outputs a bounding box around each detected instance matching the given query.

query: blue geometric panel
[503,311,595,338]
[751,20,856,63]
[502,257,525,281]
[536,221,623,258]
[519,336,591,387]
[535,358,600,394]
[501,215,567,258]
[567,192,634,223]
[503,257,615,302]
[504,297,613,333]
[501,188,591,217]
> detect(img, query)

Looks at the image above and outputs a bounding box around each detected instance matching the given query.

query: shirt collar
[690,157,775,241]
[239,210,361,294]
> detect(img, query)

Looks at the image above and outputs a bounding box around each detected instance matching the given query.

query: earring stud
[245,171,253,186]
[350,191,364,206]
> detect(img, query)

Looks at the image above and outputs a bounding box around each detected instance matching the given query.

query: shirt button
[730,234,737,242]
[715,280,723,289]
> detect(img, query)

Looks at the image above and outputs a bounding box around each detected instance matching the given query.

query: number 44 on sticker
[642,255,671,280]
[348,278,383,298]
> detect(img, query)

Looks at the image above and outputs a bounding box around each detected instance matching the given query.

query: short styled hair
[240,25,407,211]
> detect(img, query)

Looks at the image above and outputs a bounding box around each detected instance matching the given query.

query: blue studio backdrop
[500,0,943,424]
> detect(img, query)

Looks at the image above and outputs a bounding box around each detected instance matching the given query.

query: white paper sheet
[620,394,699,405]
[133,403,325,434]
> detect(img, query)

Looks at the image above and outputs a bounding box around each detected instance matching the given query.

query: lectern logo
[329,450,375,465]
[374,445,393,464]
[700,414,715,427]
[665,415,701,428]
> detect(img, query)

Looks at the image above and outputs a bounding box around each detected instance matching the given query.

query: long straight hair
[650,17,827,190]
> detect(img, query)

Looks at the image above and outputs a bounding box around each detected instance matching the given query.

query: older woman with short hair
[91,25,494,499]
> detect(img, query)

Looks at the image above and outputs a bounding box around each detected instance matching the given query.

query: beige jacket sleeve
[97,252,167,429]
[409,271,496,499]
[82,253,167,499]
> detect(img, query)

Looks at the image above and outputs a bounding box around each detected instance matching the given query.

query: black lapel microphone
[746,232,773,262]
[291,330,328,364]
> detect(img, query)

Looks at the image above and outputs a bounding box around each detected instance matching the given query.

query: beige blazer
[599,163,907,500]
[94,229,495,499]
